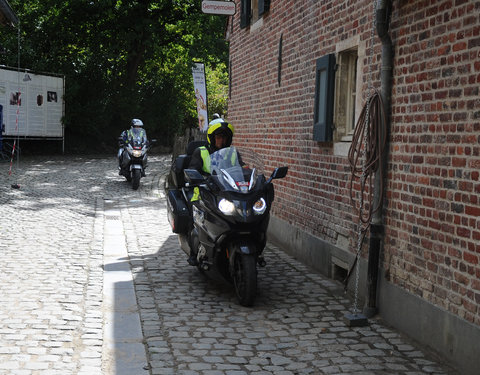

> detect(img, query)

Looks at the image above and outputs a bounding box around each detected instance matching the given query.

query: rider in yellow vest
[188,117,235,174]
[118,118,148,173]
[186,117,235,266]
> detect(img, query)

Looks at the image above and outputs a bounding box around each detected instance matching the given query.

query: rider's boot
[187,230,199,266]
[118,149,123,174]
[187,251,198,266]
[118,159,123,175]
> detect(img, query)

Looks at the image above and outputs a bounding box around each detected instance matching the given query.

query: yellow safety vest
[201,146,238,173]
[199,147,211,174]
[191,147,210,202]
[191,147,238,202]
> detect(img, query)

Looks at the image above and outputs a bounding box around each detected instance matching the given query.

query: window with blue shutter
[259,0,270,16]
[241,0,270,28]
[313,54,335,142]
[240,0,251,28]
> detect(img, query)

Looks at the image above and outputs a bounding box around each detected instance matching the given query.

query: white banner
[192,62,209,132]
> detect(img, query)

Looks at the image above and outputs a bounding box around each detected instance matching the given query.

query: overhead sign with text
[202,1,236,16]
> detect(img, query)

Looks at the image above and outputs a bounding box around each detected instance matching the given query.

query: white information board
[0,67,64,138]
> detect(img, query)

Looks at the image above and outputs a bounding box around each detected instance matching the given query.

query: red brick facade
[226,0,479,338]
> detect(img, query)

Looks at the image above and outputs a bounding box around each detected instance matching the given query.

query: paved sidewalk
[0,155,459,374]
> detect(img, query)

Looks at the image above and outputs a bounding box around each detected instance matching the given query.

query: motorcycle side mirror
[267,166,288,183]
[184,169,205,185]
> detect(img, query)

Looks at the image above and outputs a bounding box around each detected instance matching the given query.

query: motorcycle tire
[132,169,141,190]
[233,254,257,307]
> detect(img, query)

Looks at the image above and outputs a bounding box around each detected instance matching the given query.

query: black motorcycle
[118,132,155,190]
[166,145,288,306]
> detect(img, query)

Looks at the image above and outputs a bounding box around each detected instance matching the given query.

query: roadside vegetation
[0,0,229,153]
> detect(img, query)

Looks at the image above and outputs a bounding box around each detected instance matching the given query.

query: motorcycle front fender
[228,240,258,266]
[237,243,256,255]
[130,163,143,170]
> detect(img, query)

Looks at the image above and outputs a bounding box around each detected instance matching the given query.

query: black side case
[166,189,190,234]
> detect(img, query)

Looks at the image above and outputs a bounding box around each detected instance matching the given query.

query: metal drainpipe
[363,0,393,318]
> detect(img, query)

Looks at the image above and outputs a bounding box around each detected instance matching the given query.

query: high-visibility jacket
[190,147,210,202]
[198,146,211,174]
[191,146,239,202]
[123,128,147,144]
[198,146,238,174]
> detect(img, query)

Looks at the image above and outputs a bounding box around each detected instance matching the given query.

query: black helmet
[207,119,234,149]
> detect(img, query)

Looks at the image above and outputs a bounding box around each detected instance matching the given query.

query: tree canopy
[0,0,229,152]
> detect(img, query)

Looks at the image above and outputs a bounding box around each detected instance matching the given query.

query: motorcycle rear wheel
[132,169,141,190]
[233,254,257,307]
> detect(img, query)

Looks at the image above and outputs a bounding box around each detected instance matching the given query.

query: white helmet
[131,118,143,127]
[208,117,224,127]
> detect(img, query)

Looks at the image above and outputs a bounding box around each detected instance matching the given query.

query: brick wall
[227,0,479,326]
[386,0,480,325]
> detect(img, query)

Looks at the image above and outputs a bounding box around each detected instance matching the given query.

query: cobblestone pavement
[0,155,459,375]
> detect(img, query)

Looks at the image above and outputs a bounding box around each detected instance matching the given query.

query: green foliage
[0,0,229,152]
[206,63,229,118]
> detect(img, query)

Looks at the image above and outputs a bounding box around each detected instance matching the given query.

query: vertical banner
[192,62,208,132]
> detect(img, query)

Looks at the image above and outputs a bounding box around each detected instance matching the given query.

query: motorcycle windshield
[210,147,262,193]
[128,128,146,148]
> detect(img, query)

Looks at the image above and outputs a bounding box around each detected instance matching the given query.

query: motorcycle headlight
[253,198,267,215]
[218,198,235,215]
[132,150,142,157]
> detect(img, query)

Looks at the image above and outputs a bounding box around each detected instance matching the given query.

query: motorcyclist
[123,118,147,144]
[187,117,235,266]
[188,117,234,174]
[118,118,148,172]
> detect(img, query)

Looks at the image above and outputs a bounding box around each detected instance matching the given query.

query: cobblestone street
[0,155,459,374]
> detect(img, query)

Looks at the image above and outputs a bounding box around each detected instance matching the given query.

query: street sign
[201,1,236,16]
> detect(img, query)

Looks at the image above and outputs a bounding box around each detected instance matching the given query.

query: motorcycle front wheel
[233,254,257,307]
[132,169,141,190]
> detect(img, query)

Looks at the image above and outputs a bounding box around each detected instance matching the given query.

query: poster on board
[192,62,208,133]
[0,67,64,138]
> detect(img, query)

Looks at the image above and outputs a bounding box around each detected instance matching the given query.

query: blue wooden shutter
[259,0,271,16]
[240,0,251,28]
[313,54,335,142]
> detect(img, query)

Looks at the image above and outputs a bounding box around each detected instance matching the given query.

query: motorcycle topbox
[170,154,189,188]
